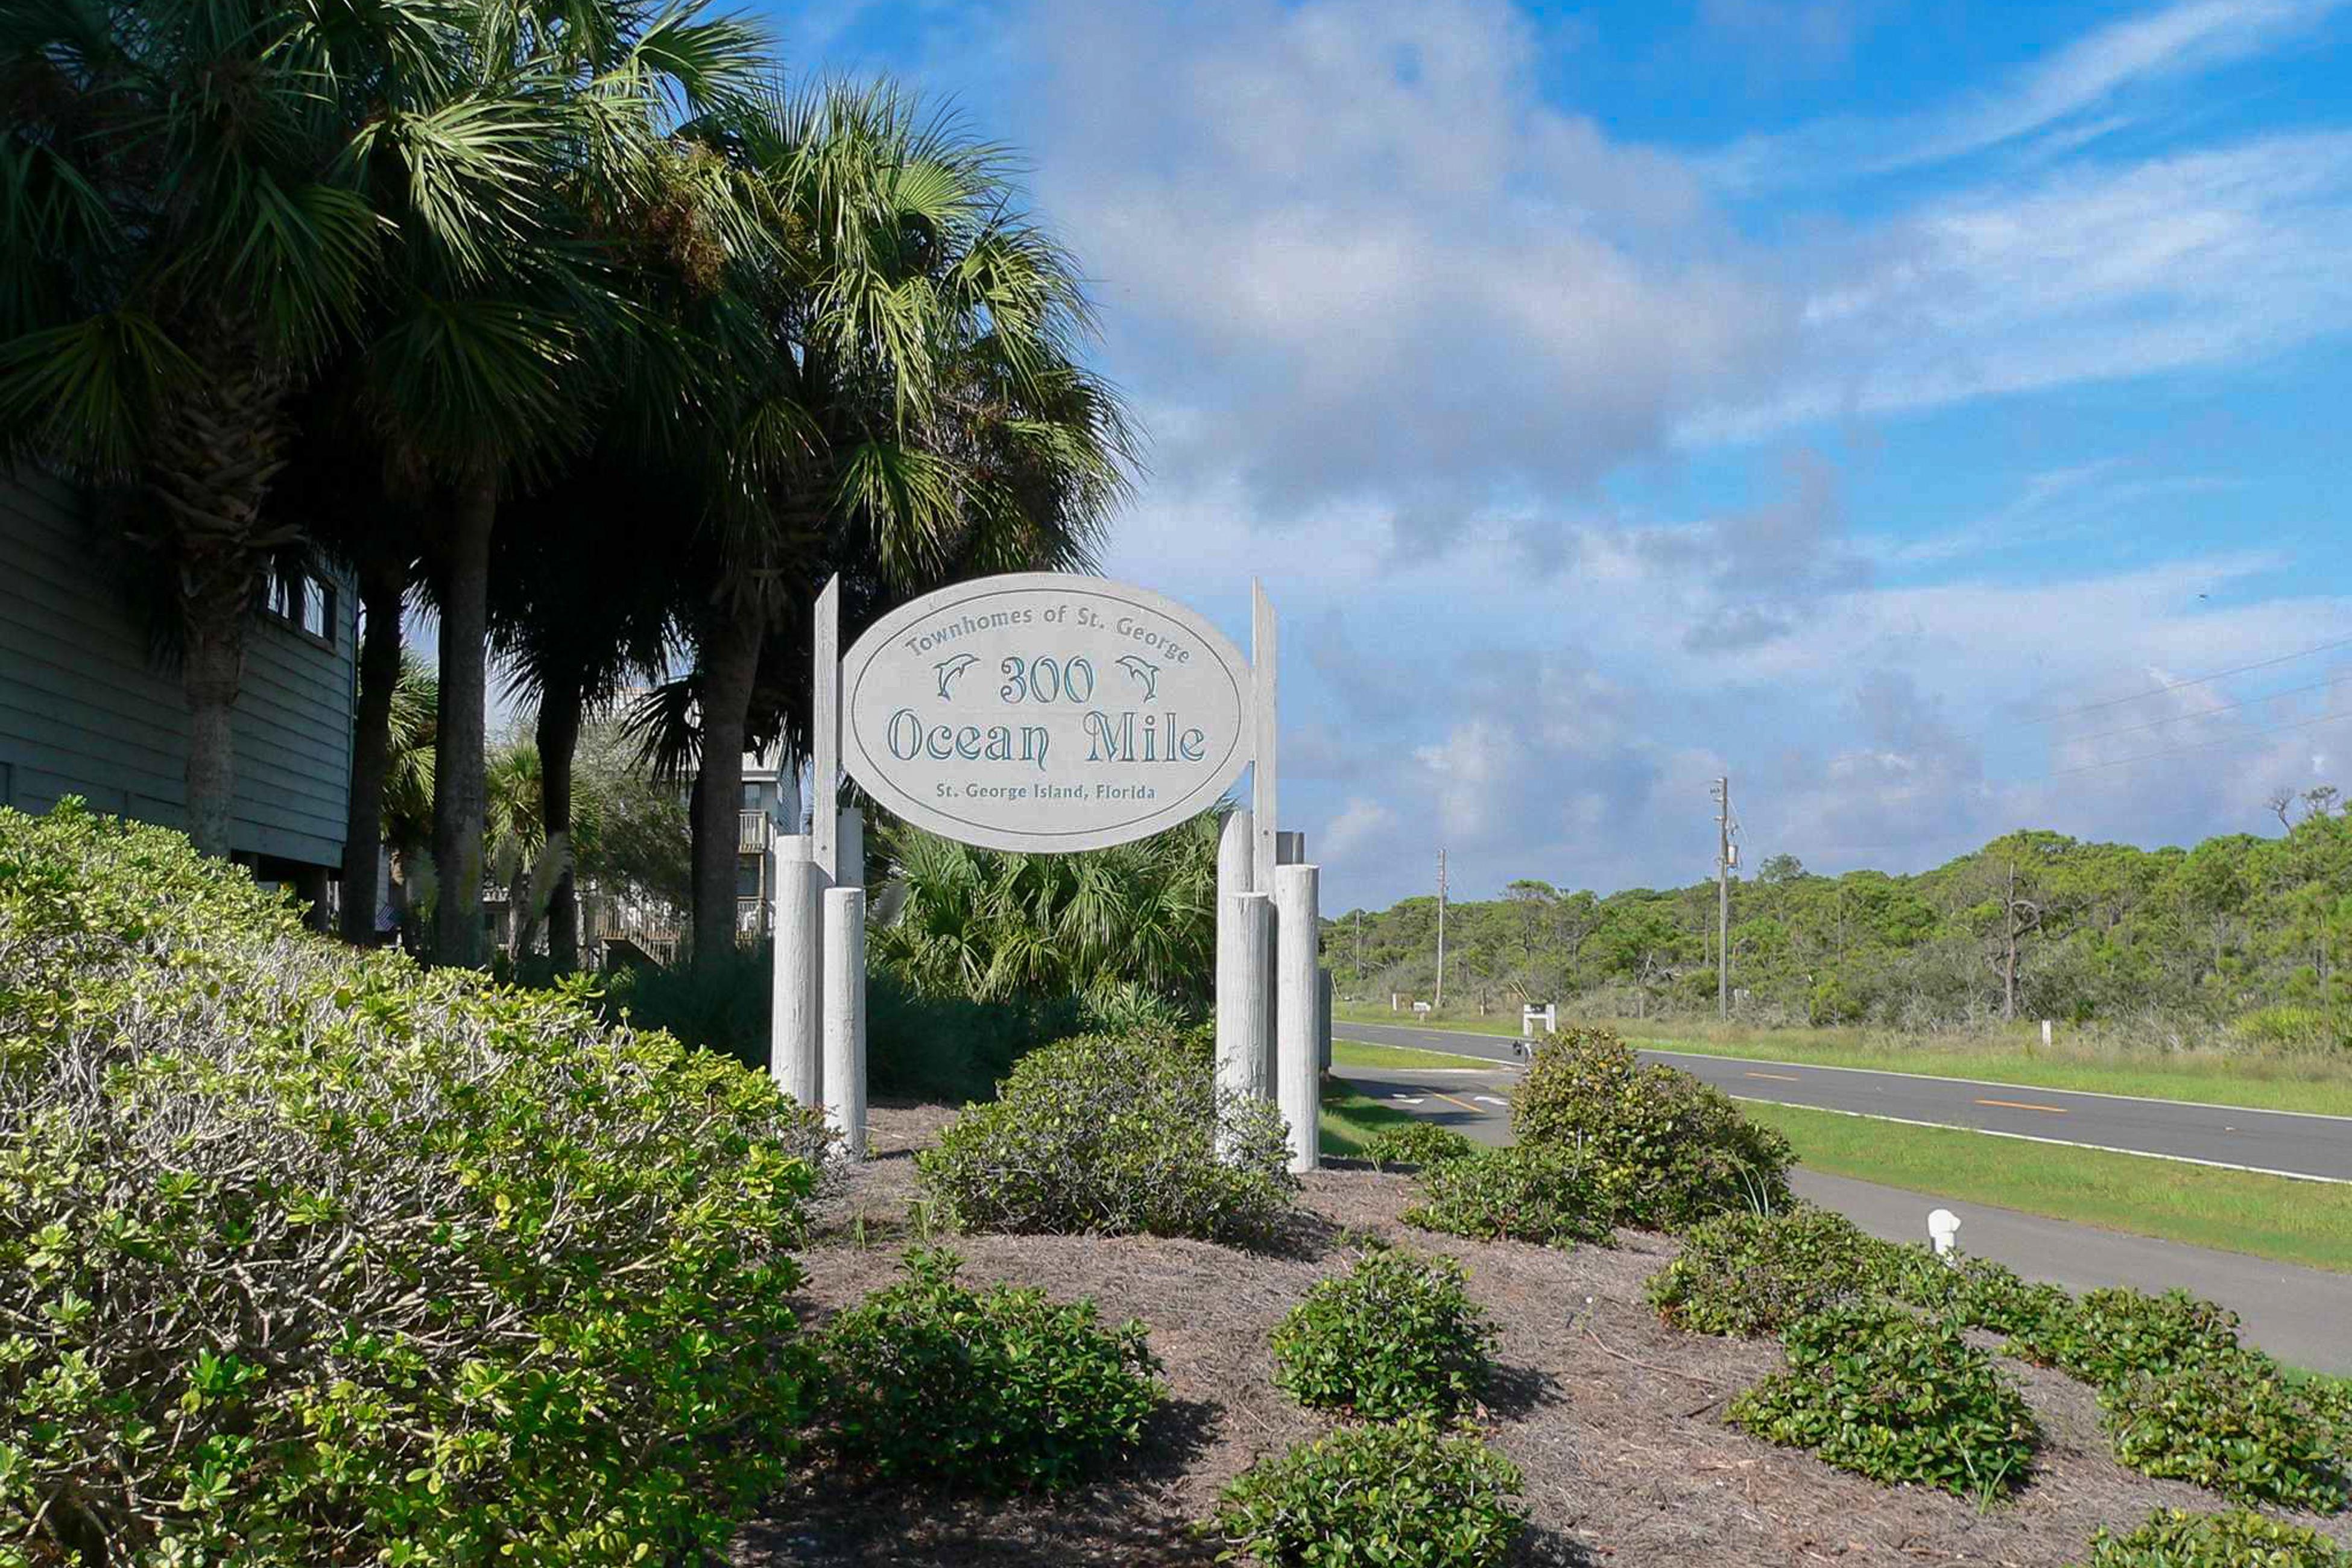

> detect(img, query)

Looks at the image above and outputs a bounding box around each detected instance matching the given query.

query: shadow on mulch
[1484,1360,1565,1421]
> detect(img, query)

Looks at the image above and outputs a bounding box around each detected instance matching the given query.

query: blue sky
[770,0,2352,911]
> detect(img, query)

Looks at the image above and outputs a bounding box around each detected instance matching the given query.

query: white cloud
[1709,0,2350,191]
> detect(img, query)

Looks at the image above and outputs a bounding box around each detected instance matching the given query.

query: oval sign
[841,574,1251,852]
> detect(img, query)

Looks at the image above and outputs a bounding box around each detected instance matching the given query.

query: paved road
[1331,1061,2352,1373]
[1339,1020,2352,1183]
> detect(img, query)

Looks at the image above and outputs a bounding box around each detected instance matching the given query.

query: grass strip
[1329,1037,1499,1072]
[1319,1081,1421,1159]
[1744,1100,2352,1275]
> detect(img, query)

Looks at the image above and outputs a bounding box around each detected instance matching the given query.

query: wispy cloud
[1709,0,2348,192]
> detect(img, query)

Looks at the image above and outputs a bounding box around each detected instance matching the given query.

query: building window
[262,568,338,646]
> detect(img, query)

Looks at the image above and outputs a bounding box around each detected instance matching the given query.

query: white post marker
[771,835,823,1108]
[1216,811,1267,1100]
[1216,889,1272,1159]
[813,574,841,882]
[823,886,867,1158]
[1276,862,1321,1173]
[1928,1208,1962,1261]
[2041,1019,2053,1049]
[836,806,864,890]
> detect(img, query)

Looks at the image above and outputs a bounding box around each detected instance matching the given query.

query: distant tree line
[1327,796,2352,1044]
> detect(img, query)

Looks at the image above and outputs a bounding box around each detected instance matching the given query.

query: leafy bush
[0,803,829,1565]
[1510,1026,1794,1227]
[1271,1248,1497,1420]
[1361,1122,1477,1171]
[1864,1244,2073,1336]
[819,1247,1163,1494]
[917,1028,1296,1241]
[2077,1508,2351,1568]
[1207,1420,1528,1568]
[1646,1207,1879,1337]
[2008,1286,2245,1386]
[1402,1144,1616,1248]
[2100,1356,2348,1511]
[606,946,1083,1104]
[1728,1303,2040,1499]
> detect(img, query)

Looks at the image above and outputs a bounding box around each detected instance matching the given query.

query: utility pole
[1713,777,1731,1020]
[1435,848,1447,1010]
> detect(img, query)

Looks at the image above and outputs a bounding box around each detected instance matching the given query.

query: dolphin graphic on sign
[1116,654,1162,701]
[933,653,979,698]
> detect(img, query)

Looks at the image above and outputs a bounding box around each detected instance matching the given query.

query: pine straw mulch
[732,1102,2352,1568]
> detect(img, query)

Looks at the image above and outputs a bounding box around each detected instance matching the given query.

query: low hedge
[1511,1026,1793,1227]
[1865,1244,2072,1336]
[2007,1286,2246,1388]
[819,1248,1164,1493]
[1359,1122,1477,1172]
[1646,1207,1879,1338]
[1402,1144,1616,1248]
[1207,1420,1528,1568]
[916,1028,1296,1241]
[2075,1508,2351,1568]
[1271,1247,1496,1421]
[0,802,830,1564]
[2101,1357,2348,1511]
[1728,1303,2039,1499]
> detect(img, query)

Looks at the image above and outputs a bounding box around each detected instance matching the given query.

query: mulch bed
[733,1102,2352,1567]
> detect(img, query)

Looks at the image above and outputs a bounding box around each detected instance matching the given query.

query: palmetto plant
[872,811,1221,1018]
[0,0,553,857]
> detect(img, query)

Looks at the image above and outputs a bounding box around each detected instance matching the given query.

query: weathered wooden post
[1276,863,1320,1173]
[823,885,867,1158]
[1217,888,1272,1159]
[1216,810,1266,1100]
[837,806,865,891]
[770,835,824,1109]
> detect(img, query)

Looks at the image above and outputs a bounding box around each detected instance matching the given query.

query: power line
[2052,672,2352,747]
[2014,633,2352,729]
[2038,707,2352,781]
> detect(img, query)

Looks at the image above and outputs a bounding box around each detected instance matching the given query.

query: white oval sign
[841,574,1251,852]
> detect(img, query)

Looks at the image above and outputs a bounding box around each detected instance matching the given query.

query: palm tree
[380,653,439,945]
[350,1,769,969]
[0,0,552,858]
[670,83,1138,970]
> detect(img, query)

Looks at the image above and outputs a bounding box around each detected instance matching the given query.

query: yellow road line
[1429,1090,1484,1113]
[1975,1096,2070,1115]
[1744,1070,1801,1082]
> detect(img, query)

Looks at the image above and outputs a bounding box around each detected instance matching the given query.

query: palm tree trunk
[340,560,405,943]
[148,327,289,859]
[431,473,496,967]
[691,594,763,973]
[537,674,584,973]
[180,605,244,858]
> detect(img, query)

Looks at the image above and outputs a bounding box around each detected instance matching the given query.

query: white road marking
[1733,1098,2352,1186]
[1472,1095,1508,1106]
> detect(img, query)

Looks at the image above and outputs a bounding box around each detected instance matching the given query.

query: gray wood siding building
[1,469,356,871]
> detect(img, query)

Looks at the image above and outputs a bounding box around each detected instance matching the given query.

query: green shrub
[1402,1144,1616,1248]
[1645,1207,1878,1337]
[1510,1026,1794,1227]
[0,803,829,1565]
[1728,1303,2039,1499]
[2008,1286,2245,1386]
[819,1247,1163,1494]
[606,947,1083,1103]
[2077,1508,2352,1568]
[2100,1356,2348,1511]
[1271,1248,1497,1420]
[1207,1420,1528,1568]
[916,1028,1296,1241]
[1864,1244,2073,1335]
[1361,1122,1477,1171]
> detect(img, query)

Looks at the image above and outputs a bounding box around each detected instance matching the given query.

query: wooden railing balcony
[738,810,772,852]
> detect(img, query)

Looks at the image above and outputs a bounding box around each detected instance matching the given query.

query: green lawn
[1329,1037,1497,1072]
[1744,1100,2352,1275]
[1319,1082,1421,1159]
[1330,1004,2352,1116]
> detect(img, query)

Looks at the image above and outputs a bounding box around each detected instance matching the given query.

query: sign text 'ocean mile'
[841,574,1251,852]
